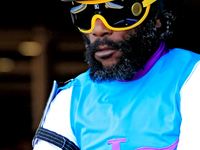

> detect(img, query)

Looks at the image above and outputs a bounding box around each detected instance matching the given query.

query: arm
[33,81,79,150]
[178,61,200,149]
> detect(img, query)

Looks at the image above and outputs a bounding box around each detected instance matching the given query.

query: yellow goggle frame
[72,0,156,33]
[79,6,150,33]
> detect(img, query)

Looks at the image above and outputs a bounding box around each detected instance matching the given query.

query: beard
[83,17,161,82]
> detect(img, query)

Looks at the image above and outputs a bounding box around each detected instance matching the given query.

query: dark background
[0,0,199,149]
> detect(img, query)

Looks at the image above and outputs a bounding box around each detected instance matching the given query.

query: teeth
[95,50,115,57]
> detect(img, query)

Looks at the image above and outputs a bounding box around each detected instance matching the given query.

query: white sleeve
[178,61,200,149]
[33,85,79,150]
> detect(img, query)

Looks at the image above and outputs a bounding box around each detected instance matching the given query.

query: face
[83,11,161,82]
[86,18,135,68]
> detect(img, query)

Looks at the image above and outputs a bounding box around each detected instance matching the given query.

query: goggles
[70,0,157,33]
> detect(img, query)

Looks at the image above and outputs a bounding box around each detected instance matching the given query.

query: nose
[91,18,113,37]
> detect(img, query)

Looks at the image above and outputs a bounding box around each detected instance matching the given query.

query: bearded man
[33,0,200,149]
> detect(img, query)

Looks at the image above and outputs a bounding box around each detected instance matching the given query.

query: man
[33,0,200,149]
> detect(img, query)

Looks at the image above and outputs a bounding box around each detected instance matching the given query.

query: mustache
[86,38,123,53]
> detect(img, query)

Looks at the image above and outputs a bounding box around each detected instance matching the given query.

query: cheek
[85,33,94,43]
[85,34,90,40]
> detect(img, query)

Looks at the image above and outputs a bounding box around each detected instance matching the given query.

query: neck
[118,41,168,82]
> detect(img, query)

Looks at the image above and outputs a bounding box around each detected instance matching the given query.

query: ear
[156,19,162,29]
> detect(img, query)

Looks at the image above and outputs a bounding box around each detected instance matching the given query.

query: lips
[93,45,123,67]
[95,46,116,59]
[95,50,115,58]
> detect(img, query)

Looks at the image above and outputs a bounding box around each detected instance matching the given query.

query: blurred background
[0,0,199,149]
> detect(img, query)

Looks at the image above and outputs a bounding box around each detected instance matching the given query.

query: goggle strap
[142,0,156,7]
[157,0,165,18]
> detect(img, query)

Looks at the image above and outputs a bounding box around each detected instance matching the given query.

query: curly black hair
[149,0,184,47]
